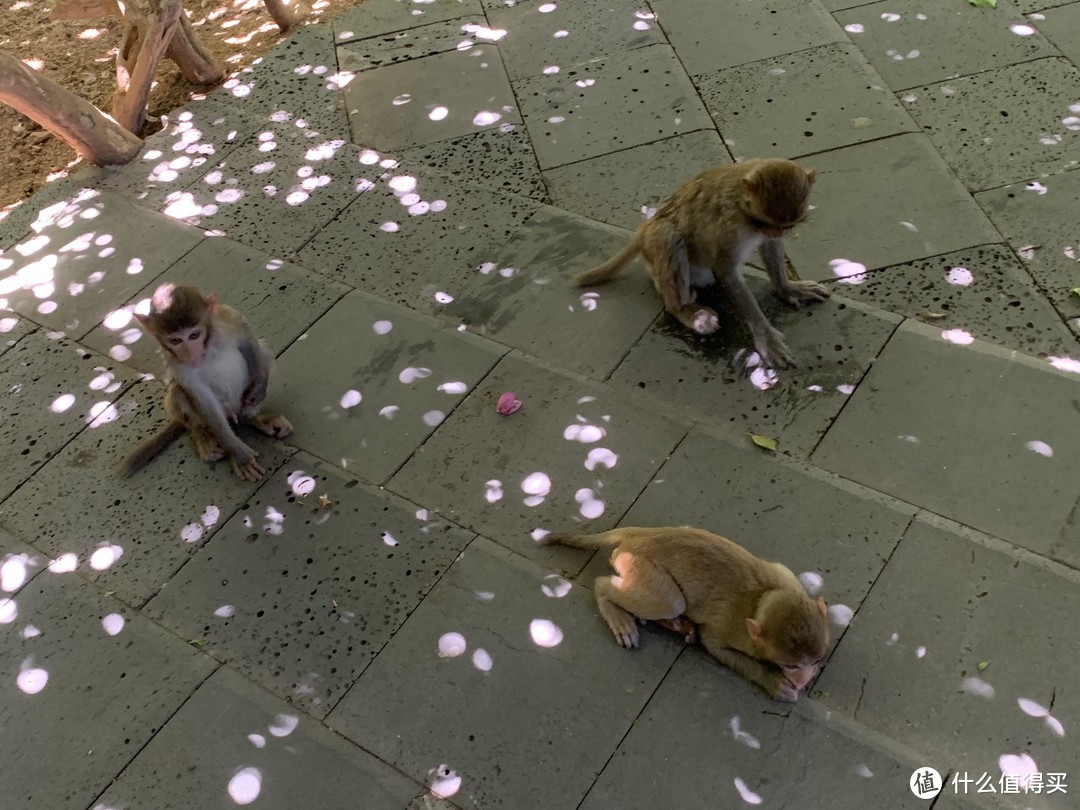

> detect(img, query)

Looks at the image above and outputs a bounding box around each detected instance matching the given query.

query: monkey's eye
[167,337,182,346]
[781,664,801,672]
[189,330,202,341]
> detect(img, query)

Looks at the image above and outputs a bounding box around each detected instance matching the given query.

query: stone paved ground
[2,0,1080,807]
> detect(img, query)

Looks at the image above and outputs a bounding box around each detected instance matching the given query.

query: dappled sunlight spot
[476,590,495,602]
[103,308,134,330]
[541,574,571,598]
[538,1,556,10]
[886,632,899,646]
[181,523,205,543]
[485,479,504,503]
[880,11,900,20]
[856,764,874,778]
[372,320,393,335]
[90,370,121,393]
[38,301,58,316]
[1026,181,1048,194]
[575,488,605,519]
[946,267,973,286]
[472,648,493,671]
[215,605,235,618]
[961,676,995,699]
[264,506,286,535]
[340,390,362,409]
[530,618,563,647]
[287,471,316,496]
[522,472,552,503]
[17,659,48,695]
[379,405,400,420]
[733,777,762,805]
[463,23,507,41]
[0,598,16,624]
[576,78,597,88]
[1049,356,1080,374]
[247,733,266,748]
[1025,440,1053,458]
[998,753,1038,788]
[423,410,446,427]
[827,603,853,626]
[382,531,398,547]
[438,632,467,658]
[916,646,926,658]
[437,381,468,395]
[110,346,133,361]
[837,384,855,395]
[1,554,33,592]
[228,767,262,805]
[844,23,864,33]
[1046,716,1065,737]
[584,447,617,471]
[474,111,503,126]
[429,766,462,800]
[1018,697,1048,717]
[531,528,551,542]
[549,115,566,124]
[633,20,651,30]
[431,200,448,212]
[749,365,779,391]
[543,66,561,76]
[49,553,78,574]
[434,291,454,303]
[564,422,606,443]
[1010,23,1036,36]
[829,258,867,284]
[101,613,125,636]
[941,328,974,346]
[580,292,599,311]
[399,366,433,384]
[50,393,76,414]
[0,317,20,333]
[90,544,124,571]
[268,713,299,737]
[163,193,211,220]
[730,716,761,749]
[798,571,823,595]
[429,106,449,121]
[898,434,919,443]
[21,624,41,639]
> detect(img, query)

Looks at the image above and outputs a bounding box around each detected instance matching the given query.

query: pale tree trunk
[263,0,307,31]
[0,49,142,165]
[112,0,182,133]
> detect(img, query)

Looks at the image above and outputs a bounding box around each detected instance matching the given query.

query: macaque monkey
[574,159,830,369]
[541,526,830,702]
[119,283,293,482]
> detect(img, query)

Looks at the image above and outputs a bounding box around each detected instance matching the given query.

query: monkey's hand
[230,446,265,482]
[776,280,831,309]
[753,326,797,370]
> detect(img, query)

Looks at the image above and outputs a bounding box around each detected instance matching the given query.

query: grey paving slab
[831,245,1077,358]
[298,167,542,311]
[0,310,34,356]
[513,44,714,170]
[333,0,482,42]
[388,352,688,571]
[271,291,505,484]
[608,278,901,459]
[976,171,1080,333]
[442,206,662,379]
[0,383,295,607]
[95,666,423,809]
[816,518,1080,809]
[836,0,1058,91]
[1037,2,1080,67]
[162,124,386,258]
[337,15,487,71]
[0,332,138,502]
[394,126,548,201]
[0,177,85,252]
[328,537,685,809]
[75,99,263,211]
[343,44,521,151]
[0,189,203,338]
[0,527,45,596]
[783,134,1002,277]
[900,58,1080,191]
[486,0,665,81]
[694,43,918,159]
[542,130,731,230]
[813,321,1080,564]
[654,0,846,75]
[582,649,927,810]
[145,454,475,717]
[82,237,347,376]
[0,572,215,810]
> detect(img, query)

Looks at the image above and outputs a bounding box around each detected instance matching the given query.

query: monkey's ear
[805,169,817,186]
[746,618,763,642]
[206,292,219,315]
[815,597,827,618]
[742,177,758,196]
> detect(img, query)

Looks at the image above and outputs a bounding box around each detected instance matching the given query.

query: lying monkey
[541,526,829,702]
[575,159,830,368]
[119,283,293,482]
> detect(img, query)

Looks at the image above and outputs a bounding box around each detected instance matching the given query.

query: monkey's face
[163,323,209,366]
[744,163,814,238]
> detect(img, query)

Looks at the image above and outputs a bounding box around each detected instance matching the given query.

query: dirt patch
[0,0,365,214]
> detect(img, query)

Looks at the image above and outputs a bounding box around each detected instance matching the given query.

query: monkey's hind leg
[594,548,687,650]
[164,386,225,462]
[642,227,721,336]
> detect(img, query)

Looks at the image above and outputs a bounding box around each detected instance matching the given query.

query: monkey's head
[741,159,816,240]
[135,283,217,367]
[747,590,829,691]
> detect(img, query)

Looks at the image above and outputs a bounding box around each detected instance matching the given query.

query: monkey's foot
[690,307,720,335]
[254,413,293,439]
[753,327,796,370]
[778,280,831,308]
[192,432,226,462]
[654,616,698,644]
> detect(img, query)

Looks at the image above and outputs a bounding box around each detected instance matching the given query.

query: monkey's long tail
[540,530,621,550]
[572,238,641,287]
[118,421,185,478]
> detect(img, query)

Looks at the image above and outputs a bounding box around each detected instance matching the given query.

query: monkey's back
[644,164,751,260]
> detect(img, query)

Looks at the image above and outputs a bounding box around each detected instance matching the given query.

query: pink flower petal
[497,391,522,415]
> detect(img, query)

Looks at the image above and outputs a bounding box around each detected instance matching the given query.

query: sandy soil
[0,0,364,214]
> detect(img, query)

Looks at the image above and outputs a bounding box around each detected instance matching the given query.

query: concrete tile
[813,321,1080,564]
[654,0,846,75]
[0,310,34,356]
[0,332,138,502]
[333,0,482,42]
[816,517,1080,809]
[0,177,85,252]
[0,383,295,607]
[0,527,46,596]
[145,454,474,717]
[0,572,215,810]
[976,171,1080,332]
[96,667,422,809]
[0,189,203,338]
[608,278,901,459]
[162,125,386,258]
[81,237,348,376]
[514,44,714,169]
[298,168,542,311]
[836,0,1057,91]
[820,0,880,10]
[1037,2,1080,66]
[442,206,662,379]
[582,650,927,810]
[543,130,732,230]
[77,100,263,210]
[783,134,1002,277]
[486,0,665,81]
[832,245,1076,358]
[337,16,487,70]
[900,58,1080,191]
[272,291,505,484]
[343,45,521,151]
[694,44,918,159]
[388,353,688,571]
[328,537,684,809]
[394,126,548,201]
